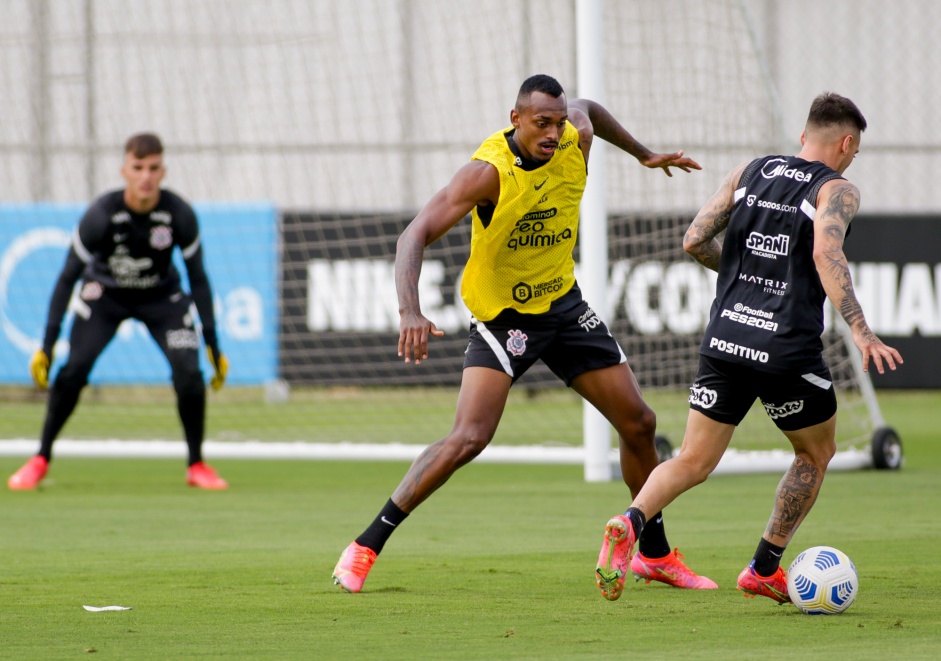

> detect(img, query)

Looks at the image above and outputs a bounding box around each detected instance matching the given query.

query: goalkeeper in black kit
[9,133,230,490]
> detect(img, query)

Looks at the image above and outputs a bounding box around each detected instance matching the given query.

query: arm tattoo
[686,168,739,271]
[817,184,869,332]
[824,185,858,225]
[839,294,867,330]
[766,456,820,539]
[686,206,730,271]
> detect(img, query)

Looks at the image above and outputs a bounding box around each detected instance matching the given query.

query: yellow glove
[207,347,229,391]
[30,349,51,390]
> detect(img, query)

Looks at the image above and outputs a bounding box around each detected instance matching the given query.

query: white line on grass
[0,440,873,474]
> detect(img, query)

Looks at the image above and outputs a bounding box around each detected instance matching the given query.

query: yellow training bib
[461,121,586,320]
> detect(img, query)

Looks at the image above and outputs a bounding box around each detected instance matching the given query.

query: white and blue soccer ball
[787,545,859,615]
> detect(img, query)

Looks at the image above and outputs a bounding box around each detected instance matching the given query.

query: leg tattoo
[766,456,821,541]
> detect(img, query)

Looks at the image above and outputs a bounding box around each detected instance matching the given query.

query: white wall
[1,0,937,213]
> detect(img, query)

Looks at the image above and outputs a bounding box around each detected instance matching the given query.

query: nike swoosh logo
[770,550,782,558]
[380,516,397,527]
[534,177,548,190]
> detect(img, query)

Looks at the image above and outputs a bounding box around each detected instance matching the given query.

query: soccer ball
[786,546,859,614]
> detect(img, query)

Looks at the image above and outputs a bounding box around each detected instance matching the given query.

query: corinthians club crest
[150,225,173,250]
[506,329,527,356]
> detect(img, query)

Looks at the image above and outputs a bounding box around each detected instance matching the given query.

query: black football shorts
[688,354,837,431]
[463,284,626,385]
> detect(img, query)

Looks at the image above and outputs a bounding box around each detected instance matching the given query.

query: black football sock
[177,388,206,466]
[752,538,787,576]
[623,507,647,544]
[38,383,83,460]
[355,499,409,554]
[637,510,671,558]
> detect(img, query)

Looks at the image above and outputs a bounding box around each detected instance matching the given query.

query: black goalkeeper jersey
[41,189,219,356]
[73,189,199,291]
[700,155,844,374]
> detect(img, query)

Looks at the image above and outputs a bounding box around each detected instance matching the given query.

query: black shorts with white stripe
[462,283,626,386]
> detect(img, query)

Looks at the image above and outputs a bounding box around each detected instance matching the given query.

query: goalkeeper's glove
[30,349,51,390]
[207,347,229,391]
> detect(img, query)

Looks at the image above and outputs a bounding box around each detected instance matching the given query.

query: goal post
[576,0,613,483]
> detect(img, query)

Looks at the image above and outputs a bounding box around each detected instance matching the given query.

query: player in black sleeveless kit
[8,133,231,491]
[596,93,902,603]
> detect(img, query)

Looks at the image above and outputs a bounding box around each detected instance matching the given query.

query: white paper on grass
[82,605,132,612]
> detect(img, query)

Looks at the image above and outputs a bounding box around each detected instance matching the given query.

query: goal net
[0,0,900,476]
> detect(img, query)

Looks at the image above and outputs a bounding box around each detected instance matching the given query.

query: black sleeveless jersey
[700,155,843,373]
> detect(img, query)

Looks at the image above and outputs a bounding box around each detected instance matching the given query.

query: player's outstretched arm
[812,180,903,374]
[396,160,499,365]
[683,163,746,271]
[567,98,701,175]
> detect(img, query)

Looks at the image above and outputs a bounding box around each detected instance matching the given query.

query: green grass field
[0,383,883,451]
[2,391,940,660]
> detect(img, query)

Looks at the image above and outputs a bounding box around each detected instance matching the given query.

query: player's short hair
[516,74,565,110]
[806,93,867,134]
[124,132,164,159]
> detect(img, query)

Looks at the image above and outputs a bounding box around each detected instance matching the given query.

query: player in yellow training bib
[332,74,708,597]
[461,118,584,320]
